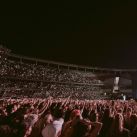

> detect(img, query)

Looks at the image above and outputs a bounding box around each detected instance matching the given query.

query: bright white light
[113,77,120,91]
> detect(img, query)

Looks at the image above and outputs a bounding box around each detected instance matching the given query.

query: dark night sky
[0,1,137,68]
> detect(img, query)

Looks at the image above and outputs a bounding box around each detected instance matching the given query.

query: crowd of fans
[0,79,109,99]
[0,59,103,85]
[0,98,137,137]
[0,49,109,99]
[0,47,137,137]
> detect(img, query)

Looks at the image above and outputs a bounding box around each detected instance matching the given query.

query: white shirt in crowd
[42,118,64,137]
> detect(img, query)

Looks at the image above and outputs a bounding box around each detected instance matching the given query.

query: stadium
[0,45,137,137]
[0,8,137,137]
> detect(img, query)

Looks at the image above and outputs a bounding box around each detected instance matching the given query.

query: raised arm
[38,99,50,117]
[89,122,102,137]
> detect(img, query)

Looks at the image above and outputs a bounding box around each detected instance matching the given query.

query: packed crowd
[0,98,137,137]
[0,79,108,99]
[0,48,131,100]
[0,59,103,85]
[0,53,110,99]
[0,46,10,60]
[1,47,136,137]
